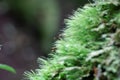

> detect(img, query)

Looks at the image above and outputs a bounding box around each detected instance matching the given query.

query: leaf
[0,64,16,74]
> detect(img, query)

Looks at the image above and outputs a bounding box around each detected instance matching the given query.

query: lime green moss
[24,0,120,80]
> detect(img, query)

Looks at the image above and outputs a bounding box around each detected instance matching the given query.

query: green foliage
[24,0,120,80]
[0,64,16,74]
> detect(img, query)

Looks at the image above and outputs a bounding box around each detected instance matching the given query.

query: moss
[24,0,120,80]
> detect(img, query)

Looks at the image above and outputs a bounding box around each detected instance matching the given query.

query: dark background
[0,0,89,80]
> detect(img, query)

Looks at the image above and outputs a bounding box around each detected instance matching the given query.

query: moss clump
[24,0,120,80]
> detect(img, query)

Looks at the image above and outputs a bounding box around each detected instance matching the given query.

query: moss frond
[24,0,120,80]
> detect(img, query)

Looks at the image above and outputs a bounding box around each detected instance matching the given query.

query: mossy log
[24,0,120,80]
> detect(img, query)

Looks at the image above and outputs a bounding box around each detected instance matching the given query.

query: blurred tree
[4,0,60,53]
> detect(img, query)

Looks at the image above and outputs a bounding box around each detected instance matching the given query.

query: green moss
[24,0,120,80]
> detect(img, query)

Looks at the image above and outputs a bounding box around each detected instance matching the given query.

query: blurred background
[0,0,90,80]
